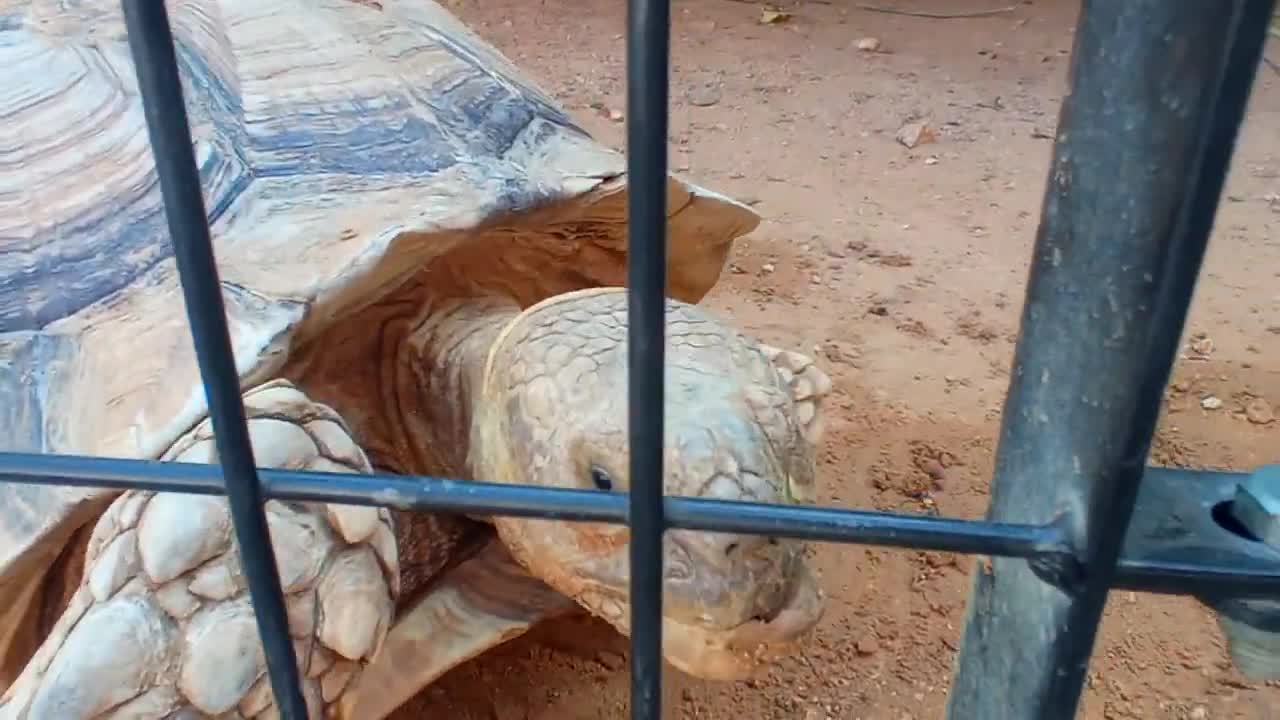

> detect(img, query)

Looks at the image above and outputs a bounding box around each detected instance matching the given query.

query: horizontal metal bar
[1113,560,1280,597]
[3,453,1277,598]
[0,452,627,522]
[120,1,307,717]
[663,492,1066,557]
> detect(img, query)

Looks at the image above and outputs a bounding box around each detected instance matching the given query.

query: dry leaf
[759,7,791,24]
[895,121,936,149]
[1188,332,1214,357]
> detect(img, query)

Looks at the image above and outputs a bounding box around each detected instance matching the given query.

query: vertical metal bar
[945,1,1276,718]
[625,0,671,715]
[120,3,309,718]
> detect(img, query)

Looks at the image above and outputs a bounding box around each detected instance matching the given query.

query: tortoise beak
[657,563,825,681]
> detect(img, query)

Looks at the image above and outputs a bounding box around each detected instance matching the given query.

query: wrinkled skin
[472,288,829,679]
[1,289,831,720]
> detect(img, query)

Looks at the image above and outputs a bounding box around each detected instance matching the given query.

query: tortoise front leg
[0,380,399,719]
[336,539,576,720]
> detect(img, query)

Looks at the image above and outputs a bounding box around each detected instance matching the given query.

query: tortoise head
[471,287,826,680]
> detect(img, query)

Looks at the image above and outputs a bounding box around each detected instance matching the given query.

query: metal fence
[2,0,1279,718]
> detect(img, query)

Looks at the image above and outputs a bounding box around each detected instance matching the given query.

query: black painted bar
[945,1,1277,719]
[120,2,308,717]
[3,453,1279,599]
[625,0,672,716]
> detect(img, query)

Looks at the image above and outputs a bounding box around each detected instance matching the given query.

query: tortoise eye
[589,464,614,491]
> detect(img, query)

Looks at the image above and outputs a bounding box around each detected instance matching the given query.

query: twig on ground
[852,4,1016,19]
[1264,55,1279,78]
[719,0,1015,13]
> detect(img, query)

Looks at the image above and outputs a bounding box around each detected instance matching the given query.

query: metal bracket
[1215,465,1280,680]
[1116,466,1280,598]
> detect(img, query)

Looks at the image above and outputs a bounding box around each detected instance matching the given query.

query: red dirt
[395,1,1280,717]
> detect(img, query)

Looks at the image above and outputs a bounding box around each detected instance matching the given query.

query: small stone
[924,156,939,165]
[608,108,624,122]
[762,262,776,274]
[1188,333,1214,357]
[920,458,945,481]
[759,7,791,24]
[895,121,935,149]
[1189,706,1208,720]
[1200,396,1223,410]
[1245,398,1274,424]
[855,634,879,655]
[687,82,722,107]
[855,37,881,52]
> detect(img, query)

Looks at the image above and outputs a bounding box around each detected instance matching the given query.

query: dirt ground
[395,0,1280,717]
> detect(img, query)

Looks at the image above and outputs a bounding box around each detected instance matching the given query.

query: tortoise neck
[400,295,522,478]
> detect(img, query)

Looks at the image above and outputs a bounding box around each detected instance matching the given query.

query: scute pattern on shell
[0,380,399,719]
[0,0,586,336]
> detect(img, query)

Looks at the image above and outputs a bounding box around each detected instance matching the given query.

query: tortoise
[0,0,833,718]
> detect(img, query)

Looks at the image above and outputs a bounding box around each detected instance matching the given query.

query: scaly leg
[336,539,576,720]
[758,343,833,448]
[756,343,832,505]
[0,380,399,719]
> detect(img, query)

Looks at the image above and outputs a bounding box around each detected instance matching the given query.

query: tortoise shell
[0,0,758,681]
